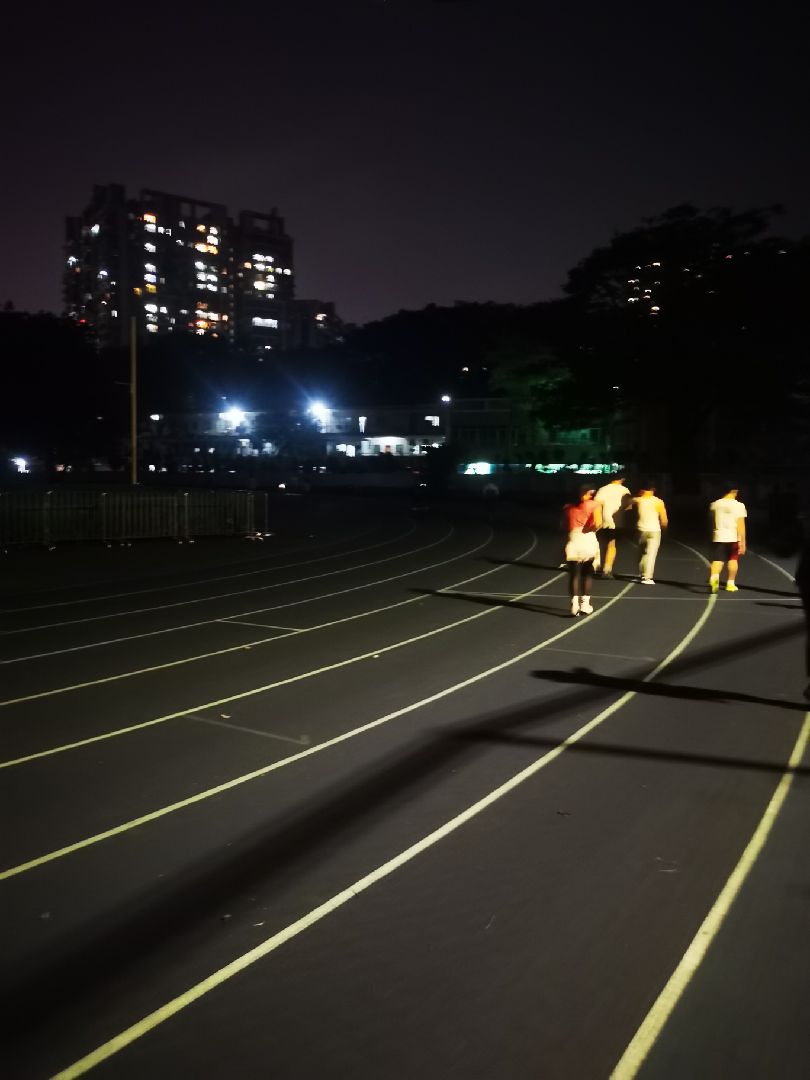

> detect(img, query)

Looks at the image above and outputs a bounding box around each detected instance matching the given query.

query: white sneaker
[579,597,593,615]
[641,578,655,585]
[571,597,580,617]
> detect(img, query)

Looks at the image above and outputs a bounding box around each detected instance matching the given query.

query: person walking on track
[633,483,668,584]
[709,485,747,592]
[563,485,602,616]
[595,474,631,579]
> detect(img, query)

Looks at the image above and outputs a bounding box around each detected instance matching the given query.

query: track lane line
[0,527,501,700]
[48,585,717,1079]
[0,531,535,750]
[1,524,480,665]
[610,709,810,1079]
[1,524,455,635]
[0,574,639,878]
[0,523,410,614]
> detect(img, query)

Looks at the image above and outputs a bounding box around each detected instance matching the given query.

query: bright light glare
[12,457,29,473]
[441,394,451,403]
[149,413,161,421]
[309,402,329,423]
[219,407,246,426]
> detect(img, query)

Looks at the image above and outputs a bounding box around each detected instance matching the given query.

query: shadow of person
[410,587,570,618]
[531,666,809,711]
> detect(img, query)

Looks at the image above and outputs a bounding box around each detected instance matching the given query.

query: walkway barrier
[0,490,268,545]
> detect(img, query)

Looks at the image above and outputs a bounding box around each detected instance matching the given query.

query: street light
[441,394,451,404]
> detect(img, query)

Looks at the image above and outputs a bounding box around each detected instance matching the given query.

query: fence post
[183,491,190,540]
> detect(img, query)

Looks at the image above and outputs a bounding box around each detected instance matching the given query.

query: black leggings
[568,559,594,598]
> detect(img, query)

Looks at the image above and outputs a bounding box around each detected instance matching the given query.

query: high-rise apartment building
[64,184,335,356]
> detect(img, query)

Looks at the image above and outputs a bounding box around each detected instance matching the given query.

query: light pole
[130,316,138,485]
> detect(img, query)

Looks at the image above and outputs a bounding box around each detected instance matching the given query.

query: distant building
[64,184,338,356]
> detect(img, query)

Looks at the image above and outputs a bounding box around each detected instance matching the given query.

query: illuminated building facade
[64,184,335,355]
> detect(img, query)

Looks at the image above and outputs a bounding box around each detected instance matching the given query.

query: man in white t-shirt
[709,486,747,593]
[633,484,668,584]
[595,475,631,578]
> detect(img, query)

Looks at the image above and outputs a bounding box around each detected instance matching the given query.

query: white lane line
[1,525,455,635]
[0,523,397,613]
[611,709,810,1080]
[186,715,310,747]
[0,537,543,754]
[543,647,658,662]
[0,577,638,878]
[215,619,301,631]
[1,526,485,666]
[0,530,502,700]
[48,585,716,1080]
[751,549,797,584]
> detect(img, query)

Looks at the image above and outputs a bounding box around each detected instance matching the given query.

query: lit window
[243,261,252,269]
[144,242,156,253]
[157,226,165,234]
[208,312,220,321]
[206,235,217,245]
[315,313,327,322]
[179,308,189,315]
[209,226,218,235]
[145,283,157,293]
[196,224,206,233]
[111,310,118,317]
[178,220,185,228]
[133,287,142,296]
[159,306,168,314]
[207,245,218,254]
[90,224,100,235]
[252,317,278,328]
[195,261,206,270]
[146,324,158,333]
[144,262,156,273]
[283,268,292,275]
[144,303,158,312]
[221,314,228,322]
[253,253,264,261]
[145,223,157,233]
[206,273,217,282]
[143,213,157,224]
[207,284,217,292]
[425,415,440,427]
[196,272,207,282]
[67,255,78,266]
[195,242,207,252]
[144,273,157,283]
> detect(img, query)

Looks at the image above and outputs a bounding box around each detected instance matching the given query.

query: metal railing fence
[0,489,268,545]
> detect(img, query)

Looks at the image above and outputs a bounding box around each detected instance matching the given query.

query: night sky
[2,0,807,325]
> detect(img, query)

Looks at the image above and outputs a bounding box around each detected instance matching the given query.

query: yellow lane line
[611,709,810,1079]
[0,575,634,879]
[0,527,501,706]
[50,588,716,1079]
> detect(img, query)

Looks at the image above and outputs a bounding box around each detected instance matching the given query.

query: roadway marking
[185,715,310,747]
[0,528,505,704]
[752,549,797,584]
[610,709,810,1079]
[543,646,658,662]
[0,576,635,878]
[0,523,400,613]
[2,525,456,635]
[48,586,716,1080]
[1,526,491,666]
[215,619,301,631]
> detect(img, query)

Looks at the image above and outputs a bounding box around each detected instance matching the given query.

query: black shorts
[712,541,741,562]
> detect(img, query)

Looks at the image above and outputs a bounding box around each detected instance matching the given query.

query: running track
[1,496,808,1079]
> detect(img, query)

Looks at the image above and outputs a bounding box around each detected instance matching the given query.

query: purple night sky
[1,0,807,325]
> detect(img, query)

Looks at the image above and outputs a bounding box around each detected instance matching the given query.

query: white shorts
[565,530,599,563]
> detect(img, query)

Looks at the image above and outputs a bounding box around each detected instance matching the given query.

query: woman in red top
[563,485,602,616]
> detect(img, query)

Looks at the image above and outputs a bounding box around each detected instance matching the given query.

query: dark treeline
[2,204,809,473]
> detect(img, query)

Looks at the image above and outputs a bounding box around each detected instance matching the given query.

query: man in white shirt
[633,484,668,584]
[709,486,747,593]
[595,475,631,578]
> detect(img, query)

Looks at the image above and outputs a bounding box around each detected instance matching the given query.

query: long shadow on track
[3,618,806,1048]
